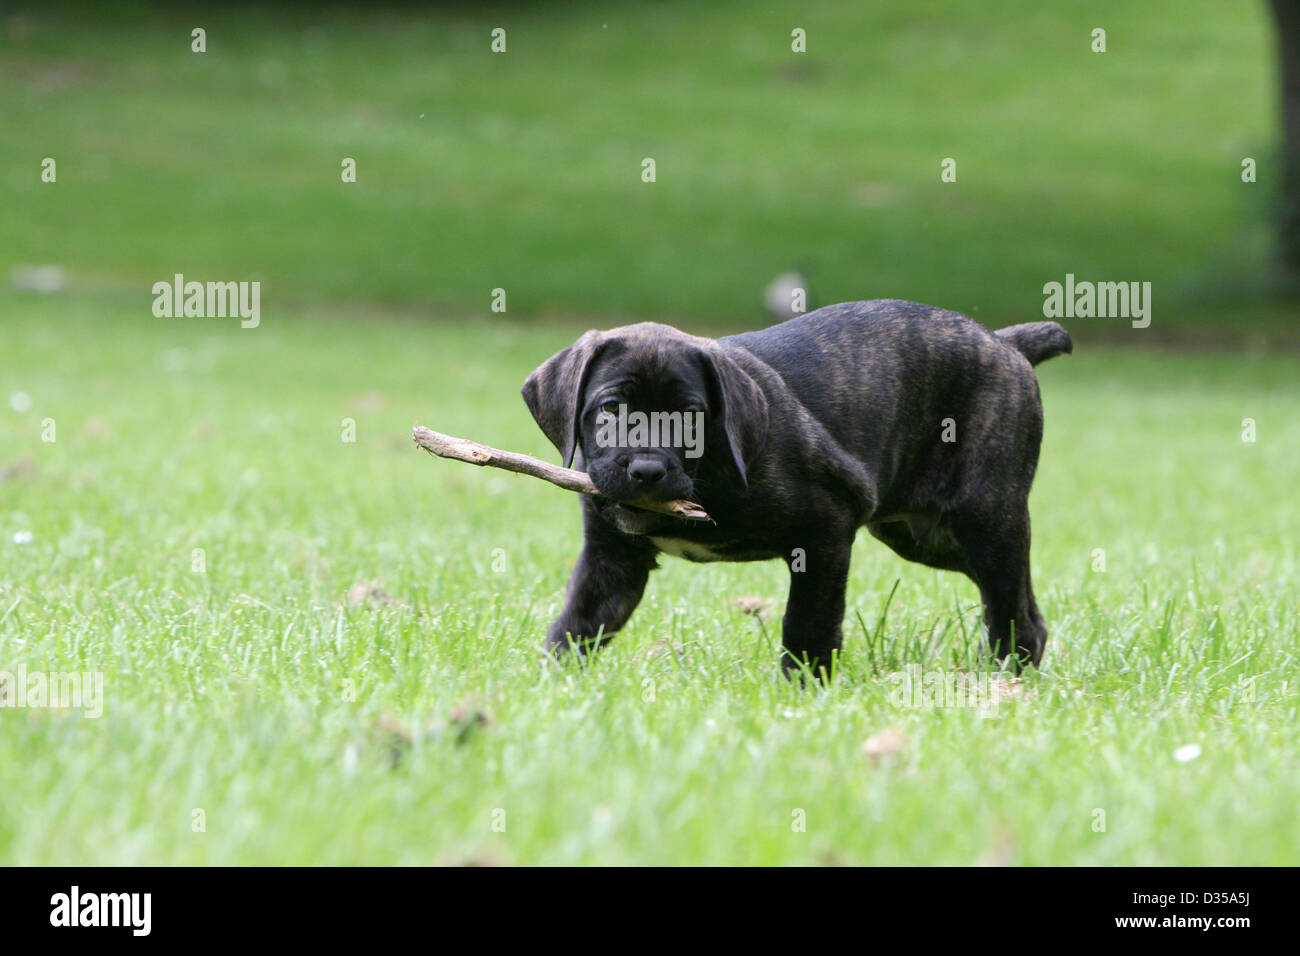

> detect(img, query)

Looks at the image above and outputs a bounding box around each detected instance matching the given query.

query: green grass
[1,0,1286,329]
[1,293,1297,865]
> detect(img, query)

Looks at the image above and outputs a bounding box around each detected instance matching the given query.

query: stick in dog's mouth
[411,426,712,523]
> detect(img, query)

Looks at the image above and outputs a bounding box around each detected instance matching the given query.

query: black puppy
[522,299,1071,676]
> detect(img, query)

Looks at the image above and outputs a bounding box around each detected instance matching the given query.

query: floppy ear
[521,330,607,468]
[704,349,769,486]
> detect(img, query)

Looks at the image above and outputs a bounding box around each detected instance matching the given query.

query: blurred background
[3,0,1297,340]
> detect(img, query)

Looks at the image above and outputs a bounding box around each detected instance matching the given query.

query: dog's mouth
[609,497,675,515]
[585,485,711,525]
[598,496,713,529]
[588,473,694,507]
[584,463,707,522]
[602,500,680,535]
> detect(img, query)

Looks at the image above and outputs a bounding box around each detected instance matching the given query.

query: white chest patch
[649,537,728,563]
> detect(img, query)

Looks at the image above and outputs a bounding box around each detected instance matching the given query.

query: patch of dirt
[0,458,35,482]
[346,580,405,610]
[861,727,909,764]
[730,595,774,618]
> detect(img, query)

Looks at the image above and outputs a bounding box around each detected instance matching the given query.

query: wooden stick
[412,426,712,522]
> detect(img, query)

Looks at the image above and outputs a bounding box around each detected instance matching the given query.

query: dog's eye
[599,400,621,415]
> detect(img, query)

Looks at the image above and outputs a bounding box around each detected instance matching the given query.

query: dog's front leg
[780,533,854,680]
[545,505,658,659]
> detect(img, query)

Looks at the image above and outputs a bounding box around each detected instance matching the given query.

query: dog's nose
[628,456,667,485]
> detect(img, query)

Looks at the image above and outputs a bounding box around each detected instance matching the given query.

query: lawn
[1,294,1296,865]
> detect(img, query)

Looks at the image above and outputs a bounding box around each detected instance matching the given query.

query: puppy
[522,299,1071,676]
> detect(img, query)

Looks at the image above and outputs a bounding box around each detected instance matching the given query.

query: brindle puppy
[522,299,1071,677]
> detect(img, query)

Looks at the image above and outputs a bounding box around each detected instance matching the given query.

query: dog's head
[522,323,768,505]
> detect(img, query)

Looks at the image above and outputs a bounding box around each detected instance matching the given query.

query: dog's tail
[995,321,1073,366]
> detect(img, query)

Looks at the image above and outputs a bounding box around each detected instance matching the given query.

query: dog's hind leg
[950,504,1047,669]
